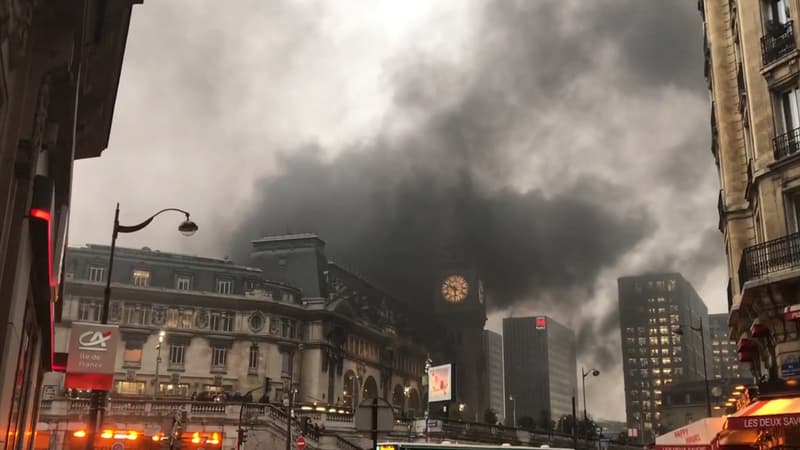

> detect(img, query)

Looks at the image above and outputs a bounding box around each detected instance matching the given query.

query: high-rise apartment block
[708,313,751,380]
[618,273,710,438]
[503,316,577,428]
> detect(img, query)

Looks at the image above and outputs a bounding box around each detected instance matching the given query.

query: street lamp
[153,330,165,399]
[672,320,712,417]
[423,355,432,442]
[581,368,600,421]
[403,386,411,417]
[85,203,197,450]
[508,395,516,427]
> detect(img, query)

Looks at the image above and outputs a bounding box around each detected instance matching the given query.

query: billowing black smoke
[227,0,711,375]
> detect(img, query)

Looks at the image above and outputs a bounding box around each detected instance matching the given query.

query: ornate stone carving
[248,312,264,332]
[151,307,166,326]
[194,310,209,329]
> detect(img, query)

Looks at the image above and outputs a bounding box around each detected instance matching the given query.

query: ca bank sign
[65,323,120,390]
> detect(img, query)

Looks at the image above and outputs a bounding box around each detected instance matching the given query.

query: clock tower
[432,260,488,421]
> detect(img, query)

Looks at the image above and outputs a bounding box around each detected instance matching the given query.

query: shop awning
[725,397,800,430]
[655,417,726,450]
[711,429,758,450]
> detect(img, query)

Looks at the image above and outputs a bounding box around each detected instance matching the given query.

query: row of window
[77,301,300,338]
[631,280,678,293]
[626,357,684,367]
[625,335,682,347]
[115,381,238,397]
[627,372,675,387]
[86,265,238,294]
[123,342,260,372]
[628,368,685,377]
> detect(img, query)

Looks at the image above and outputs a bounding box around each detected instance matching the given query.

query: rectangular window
[169,344,186,366]
[176,275,192,290]
[78,300,101,322]
[133,269,150,287]
[123,304,150,325]
[88,265,105,282]
[775,88,800,138]
[216,279,233,295]
[764,0,791,26]
[115,381,146,395]
[784,191,800,233]
[210,312,234,332]
[159,383,190,397]
[211,346,227,368]
[123,347,142,367]
[249,345,259,372]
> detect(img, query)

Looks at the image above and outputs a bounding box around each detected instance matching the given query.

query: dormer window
[132,269,150,287]
[88,265,105,282]
[216,278,233,295]
[176,275,192,290]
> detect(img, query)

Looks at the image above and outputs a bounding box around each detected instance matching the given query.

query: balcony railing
[774,126,800,160]
[762,20,795,65]
[738,232,800,288]
[41,398,349,436]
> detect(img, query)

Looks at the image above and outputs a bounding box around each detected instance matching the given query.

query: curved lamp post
[86,203,197,450]
[581,368,600,421]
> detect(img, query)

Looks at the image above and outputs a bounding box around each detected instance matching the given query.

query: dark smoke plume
[226,0,711,377]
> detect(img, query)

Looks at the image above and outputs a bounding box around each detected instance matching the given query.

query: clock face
[441,275,469,303]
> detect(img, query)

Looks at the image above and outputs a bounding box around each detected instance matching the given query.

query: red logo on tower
[535,317,547,330]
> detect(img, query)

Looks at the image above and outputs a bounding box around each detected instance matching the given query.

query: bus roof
[377,443,573,450]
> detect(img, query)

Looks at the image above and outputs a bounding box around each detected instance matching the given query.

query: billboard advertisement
[428,363,452,403]
[65,323,120,390]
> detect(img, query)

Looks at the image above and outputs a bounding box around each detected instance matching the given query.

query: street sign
[296,436,305,450]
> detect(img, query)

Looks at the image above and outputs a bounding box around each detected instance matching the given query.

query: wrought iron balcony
[762,20,795,65]
[738,232,800,288]
[773,126,800,160]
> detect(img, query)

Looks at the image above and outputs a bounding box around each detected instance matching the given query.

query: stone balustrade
[40,397,358,433]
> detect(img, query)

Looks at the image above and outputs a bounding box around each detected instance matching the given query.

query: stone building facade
[40,240,425,450]
[701,0,800,386]
[0,2,138,449]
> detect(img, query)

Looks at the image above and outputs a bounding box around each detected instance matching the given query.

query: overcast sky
[69,1,721,422]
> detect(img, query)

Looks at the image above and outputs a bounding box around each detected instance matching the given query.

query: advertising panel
[428,363,452,403]
[65,323,120,390]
